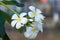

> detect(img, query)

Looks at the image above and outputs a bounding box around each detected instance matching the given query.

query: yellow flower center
[17,18,22,22]
[32,29,37,33]
[34,12,38,16]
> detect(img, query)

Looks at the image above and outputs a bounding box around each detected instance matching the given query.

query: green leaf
[0,1,24,7]
[0,2,19,15]
[0,10,11,23]
[0,13,5,37]
[0,12,10,40]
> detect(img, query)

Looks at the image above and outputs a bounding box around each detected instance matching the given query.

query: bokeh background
[0,0,60,40]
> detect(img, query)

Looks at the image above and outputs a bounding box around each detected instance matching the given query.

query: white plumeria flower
[28,6,45,21]
[24,21,43,39]
[24,27,39,39]
[11,13,27,29]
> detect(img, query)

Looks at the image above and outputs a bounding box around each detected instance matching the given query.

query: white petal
[11,20,17,27]
[40,27,43,32]
[36,9,42,14]
[35,17,41,22]
[12,14,18,19]
[38,23,43,32]
[16,22,22,29]
[38,25,43,32]
[29,32,38,39]
[35,22,43,32]
[20,12,27,17]
[35,14,45,22]
[26,27,32,32]
[38,14,45,20]
[21,18,27,24]
[24,27,39,39]
[29,6,35,11]
[24,27,32,39]
[28,12,34,18]
[24,31,38,39]
[24,32,32,38]
[38,22,43,32]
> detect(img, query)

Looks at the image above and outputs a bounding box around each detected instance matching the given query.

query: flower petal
[11,20,17,27]
[24,31,38,39]
[24,27,39,39]
[29,6,35,11]
[12,14,18,19]
[24,27,32,39]
[20,12,27,17]
[36,9,42,14]
[35,17,41,22]
[24,32,32,38]
[28,12,34,18]
[35,14,45,22]
[38,14,45,20]
[29,31,39,39]
[21,18,27,24]
[34,22,43,32]
[26,27,32,32]
[16,22,22,29]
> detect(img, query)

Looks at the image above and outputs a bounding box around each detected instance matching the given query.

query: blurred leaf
[0,10,11,23]
[0,2,19,15]
[0,13,5,37]
[0,1,24,7]
[0,12,10,40]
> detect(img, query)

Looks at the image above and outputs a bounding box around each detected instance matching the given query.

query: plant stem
[0,2,19,15]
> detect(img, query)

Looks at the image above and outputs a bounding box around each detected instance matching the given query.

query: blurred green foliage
[0,1,25,33]
[0,13,5,37]
[0,10,11,23]
[0,13,10,40]
[0,1,24,7]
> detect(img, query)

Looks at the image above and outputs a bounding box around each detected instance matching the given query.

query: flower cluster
[11,6,45,39]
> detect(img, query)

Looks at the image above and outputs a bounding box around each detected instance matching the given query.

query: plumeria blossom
[24,21,43,39]
[11,13,27,29]
[28,6,45,22]
[24,27,39,39]
[10,5,45,39]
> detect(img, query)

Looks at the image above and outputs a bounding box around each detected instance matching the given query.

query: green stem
[0,1,24,7]
[0,2,19,15]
